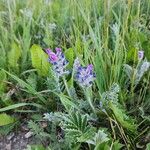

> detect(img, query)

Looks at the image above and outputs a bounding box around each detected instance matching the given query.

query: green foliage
[101,83,120,104]
[65,48,74,68]
[26,145,46,150]
[94,140,123,150]
[146,143,150,150]
[0,113,15,126]
[28,120,50,141]
[101,83,137,132]
[94,142,110,150]
[127,48,138,63]
[0,69,6,94]
[7,42,21,71]
[0,122,16,136]
[58,93,78,111]
[94,53,107,93]
[3,70,47,104]
[109,102,137,132]
[124,60,150,86]
[30,44,49,76]
[87,129,110,149]
[63,112,96,146]
[0,103,43,112]
[112,141,124,150]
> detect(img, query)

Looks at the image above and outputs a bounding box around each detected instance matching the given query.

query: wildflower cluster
[46,47,69,77]
[46,48,96,88]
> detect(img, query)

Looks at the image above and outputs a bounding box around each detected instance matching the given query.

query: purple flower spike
[73,59,96,88]
[46,47,69,77]
[138,50,144,60]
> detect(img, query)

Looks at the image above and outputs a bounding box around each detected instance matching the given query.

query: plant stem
[84,88,95,113]
[104,111,116,140]
[63,77,71,97]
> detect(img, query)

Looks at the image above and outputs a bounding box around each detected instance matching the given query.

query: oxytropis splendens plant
[46,48,96,112]
[73,58,96,112]
[46,47,71,96]
[124,50,150,87]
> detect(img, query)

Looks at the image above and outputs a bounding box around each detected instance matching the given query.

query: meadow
[0,0,150,149]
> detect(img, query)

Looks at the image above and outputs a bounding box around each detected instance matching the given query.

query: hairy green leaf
[0,69,6,94]
[30,44,49,76]
[109,102,137,132]
[0,113,15,126]
[58,94,78,111]
[65,48,74,68]
[8,42,21,70]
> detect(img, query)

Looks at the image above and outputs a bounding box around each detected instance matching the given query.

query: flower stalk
[84,88,95,113]
[62,76,71,97]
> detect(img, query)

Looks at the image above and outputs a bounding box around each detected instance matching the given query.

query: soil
[0,122,38,150]
[0,131,37,150]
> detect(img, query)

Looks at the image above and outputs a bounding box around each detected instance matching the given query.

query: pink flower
[46,48,69,77]
[46,48,58,62]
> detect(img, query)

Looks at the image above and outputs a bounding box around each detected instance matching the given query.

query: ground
[0,123,37,150]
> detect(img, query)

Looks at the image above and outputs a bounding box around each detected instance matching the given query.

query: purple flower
[46,49,58,63]
[73,58,96,88]
[138,50,144,60]
[46,48,69,77]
